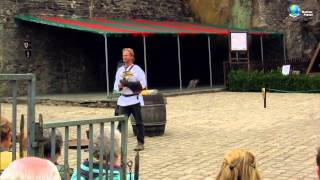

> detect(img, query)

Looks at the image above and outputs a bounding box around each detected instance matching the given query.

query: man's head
[122,48,135,64]
[0,157,61,180]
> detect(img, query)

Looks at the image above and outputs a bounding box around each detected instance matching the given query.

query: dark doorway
[211,35,229,85]
[179,35,210,87]
[146,35,180,89]
[249,35,263,62]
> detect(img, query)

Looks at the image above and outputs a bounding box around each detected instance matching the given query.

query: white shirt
[113,64,146,106]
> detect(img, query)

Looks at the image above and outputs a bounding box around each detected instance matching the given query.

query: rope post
[262,88,266,108]
[134,150,140,180]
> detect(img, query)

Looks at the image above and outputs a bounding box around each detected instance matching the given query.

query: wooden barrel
[131,93,166,137]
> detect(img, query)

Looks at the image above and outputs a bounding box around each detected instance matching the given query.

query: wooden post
[134,151,140,180]
[19,114,25,158]
[262,88,266,108]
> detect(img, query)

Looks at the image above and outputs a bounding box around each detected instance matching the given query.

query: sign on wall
[230,32,248,51]
[282,65,291,75]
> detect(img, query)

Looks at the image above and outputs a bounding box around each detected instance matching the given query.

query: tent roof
[15,15,281,36]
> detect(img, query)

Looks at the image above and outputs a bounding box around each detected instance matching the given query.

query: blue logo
[288,4,301,17]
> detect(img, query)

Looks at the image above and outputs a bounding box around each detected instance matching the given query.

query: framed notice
[282,65,291,75]
[230,32,248,51]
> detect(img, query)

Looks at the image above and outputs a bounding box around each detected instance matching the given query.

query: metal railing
[0,74,36,159]
[0,74,132,180]
[37,115,128,180]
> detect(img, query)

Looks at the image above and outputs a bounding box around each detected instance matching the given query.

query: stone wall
[0,0,193,94]
[1,0,319,94]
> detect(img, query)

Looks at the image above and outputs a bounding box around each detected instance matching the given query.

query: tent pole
[260,35,264,65]
[283,33,287,64]
[104,33,110,97]
[177,35,182,90]
[207,35,213,87]
[143,36,148,88]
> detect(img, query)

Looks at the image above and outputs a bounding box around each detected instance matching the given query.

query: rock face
[251,0,319,58]
[187,0,233,25]
[0,0,193,94]
[283,0,319,58]
[187,0,320,58]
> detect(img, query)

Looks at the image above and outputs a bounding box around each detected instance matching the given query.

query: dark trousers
[116,103,145,144]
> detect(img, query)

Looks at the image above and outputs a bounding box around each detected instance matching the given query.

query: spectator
[0,116,14,171]
[43,129,71,180]
[0,116,12,151]
[0,157,61,180]
[216,149,261,180]
[71,126,134,180]
[0,116,27,171]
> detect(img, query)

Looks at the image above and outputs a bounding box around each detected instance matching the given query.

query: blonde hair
[0,157,61,180]
[216,149,261,180]
[122,48,135,62]
[92,126,121,161]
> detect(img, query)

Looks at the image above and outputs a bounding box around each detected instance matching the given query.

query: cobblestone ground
[1,92,320,179]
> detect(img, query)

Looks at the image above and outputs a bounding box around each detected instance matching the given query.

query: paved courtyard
[1,92,320,179]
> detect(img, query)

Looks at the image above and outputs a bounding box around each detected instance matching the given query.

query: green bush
[227,70,320,92]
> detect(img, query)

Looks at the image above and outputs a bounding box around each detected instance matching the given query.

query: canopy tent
[15,15,280,35]
[15,15,283,95]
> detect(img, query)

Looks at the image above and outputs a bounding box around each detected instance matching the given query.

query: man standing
[114,48,146,151]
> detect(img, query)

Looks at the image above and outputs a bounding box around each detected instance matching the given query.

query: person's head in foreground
[316,147,320,178]
[0,116,13,150]
[43,128,63,163]
[0,116,28,151]
[71,126,124,180]
[0,157,61,180]
[216,149,261,180]
[92,126,121,165]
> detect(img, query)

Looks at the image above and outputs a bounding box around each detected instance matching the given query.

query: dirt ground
[1,92,320,179]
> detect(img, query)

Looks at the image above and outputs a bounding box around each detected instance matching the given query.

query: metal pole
[228,35,231,63]
[247,34,250,71]
[260,35,264,65]
[120,116,128,180]
[11,80,17,161]
[208,35,213,87]
[177,35,182,90]
[143,36,148,88]
[104,34,110,96]
[27,73,36,156]
[76,125,81,180]
[64,126,69,180]
[283,34,287,64]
